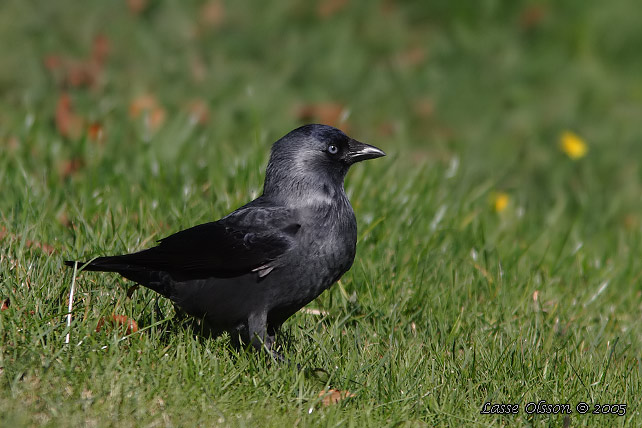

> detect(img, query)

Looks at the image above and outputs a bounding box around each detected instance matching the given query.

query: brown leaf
[396,45,426,68]
[129,94,157,118]
[377,121,396,137]
[127,0,149,15]
[295,102,348,130]
[0,227,54,254]
[91,34,110,66]
[96,314,139,335]
[413,98,434,119]
[6,136,20,151]
[59,157,85,180]
[1,298,9,311]
[318,389,355,406]
[44,35,108,89]
[87,122,105,143]
[147,108,166,131]
[379,0,397,16]
[112,315,139,334]
[66,61,97,88]
[58,211,72,228]
[519,4,547,30]
[318,0,349,18]
[25,239,55,255]
[186,99,210,125]
[190,55,207,82]
[55,93,84,139]
[200,0,225,27]
[623,214,639,230]
[44,55,63,72]
[129,94,166,132]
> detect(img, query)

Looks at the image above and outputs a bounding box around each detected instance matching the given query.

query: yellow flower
[560,131,588,160]
[493,192,510,213]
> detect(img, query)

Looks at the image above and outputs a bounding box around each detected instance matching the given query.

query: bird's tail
[63,257,173,298]
[64,257,130,273]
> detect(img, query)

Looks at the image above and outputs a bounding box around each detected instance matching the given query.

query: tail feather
[64,258,174,298]
[64,258,130,272]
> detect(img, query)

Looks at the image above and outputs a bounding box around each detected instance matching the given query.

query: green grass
[1,0,642,426]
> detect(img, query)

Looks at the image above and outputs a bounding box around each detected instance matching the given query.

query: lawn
[1,1,641,426]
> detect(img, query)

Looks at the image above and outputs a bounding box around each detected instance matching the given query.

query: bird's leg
[265,325,286,363]
[248,311,287,362]
[247,311,270,351]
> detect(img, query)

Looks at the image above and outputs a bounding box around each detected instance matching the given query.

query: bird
[65,124,385,357]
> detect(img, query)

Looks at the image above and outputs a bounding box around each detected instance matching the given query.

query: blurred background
[2,0,642,272]
[1,0,642,269]
[2,1,641,163]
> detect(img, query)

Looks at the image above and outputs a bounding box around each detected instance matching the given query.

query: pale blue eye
[328,145,338,154]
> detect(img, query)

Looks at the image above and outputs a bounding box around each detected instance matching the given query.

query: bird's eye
[327,145,339,155]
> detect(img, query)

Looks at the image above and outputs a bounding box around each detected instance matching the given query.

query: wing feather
[82,205,300,280]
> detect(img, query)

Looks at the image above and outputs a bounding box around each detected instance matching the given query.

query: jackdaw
[65,124,385,355]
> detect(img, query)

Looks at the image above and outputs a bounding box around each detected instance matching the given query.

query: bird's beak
[347,139,386,164]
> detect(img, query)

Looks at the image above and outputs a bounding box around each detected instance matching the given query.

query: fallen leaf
[87,122,105,143]
[147,108,166,131]
[379,0,397,16]
[1,298,9,311]
[318,389,355,406]
[55,93,84,139]
[519,4,547,30]
[44,34,109,89]
[623,214,639,230]
[0,227,54,254]
[58,211,72,228]
[66,61,97,88]
[318,0,349,18]
[190,55,207,82]
[25,240,55,255]
[377,121,396,137]
[396,45,426,68]
[91,34,110,66]
[96,314,139,336]
[413,98,434,119]
[59,157,85,179]
[186,99,210,125]
[129,94,157,118]
[127,0,149,15]
[6,136,20,151]
[129,94,166,132]
[295,102,348,130]
[200,0,225,27]
[44,55,63,72]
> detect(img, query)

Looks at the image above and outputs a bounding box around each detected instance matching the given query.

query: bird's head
[263,124,385,201]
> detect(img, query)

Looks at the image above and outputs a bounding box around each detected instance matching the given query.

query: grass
[1,0,642,426]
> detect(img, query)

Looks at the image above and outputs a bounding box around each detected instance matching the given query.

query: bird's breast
[296,200,357,281]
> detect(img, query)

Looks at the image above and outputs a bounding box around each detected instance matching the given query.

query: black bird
[65,124,385,355]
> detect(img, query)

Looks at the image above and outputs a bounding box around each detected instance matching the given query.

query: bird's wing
[85,206,300,280]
